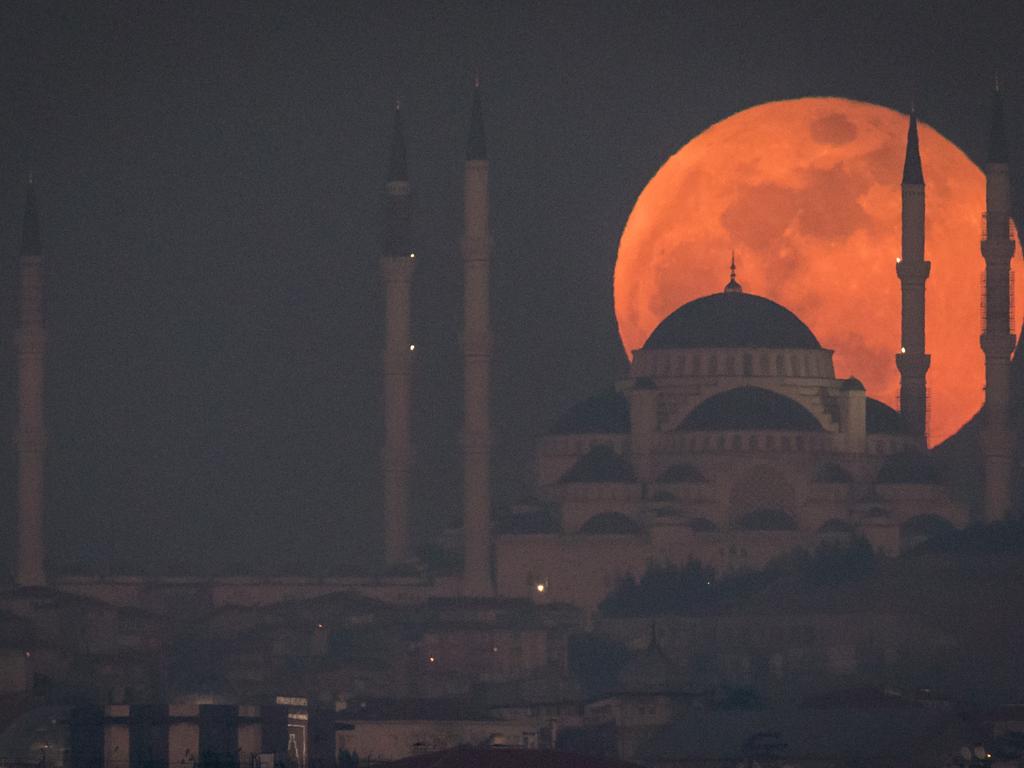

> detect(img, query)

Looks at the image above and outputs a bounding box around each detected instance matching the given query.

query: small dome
[551,389,629,434]
[820,519,856,534]
[496,508,559,535]
[678,387,823,432]
[866,398,904,434]
[841,377,865,391]
[579,512,642,535]
[814,462,853,483]
[735,508,798,531]
[657,463,708,483]
[900,513,955,539]
[560,445,636,483]
[643,292,821,351]
[648,489,678,502]
[653,506,684,517]
[687,517,719,532]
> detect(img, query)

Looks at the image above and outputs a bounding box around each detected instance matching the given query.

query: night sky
[0,1,1020,578]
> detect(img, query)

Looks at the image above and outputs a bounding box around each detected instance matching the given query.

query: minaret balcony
[980,330,1016,357]
[896,259,930,281]
[981,213,1014,242]
[895,352,930,377]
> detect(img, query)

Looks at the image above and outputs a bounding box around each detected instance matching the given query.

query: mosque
[492,88,1015,608]
[2,86,1019,614]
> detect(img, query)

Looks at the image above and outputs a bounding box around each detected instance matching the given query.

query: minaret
[895,110,930,443]
[381,103,416,566]
[980,84,1016,521]
[16,178,47,587]
[462,80,493,595]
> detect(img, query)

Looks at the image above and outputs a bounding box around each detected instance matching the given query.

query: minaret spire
[467,78,487,161]
[388,101,408,182]
[986,83,1008,164]
[461,79,494,595]
[902,110,924,185]
[16,177,47,587]
[895,108,930,442]
[381,102,416,566]
[980,84,1016,520]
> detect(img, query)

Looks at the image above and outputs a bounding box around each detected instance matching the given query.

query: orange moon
[615,97,1020,445]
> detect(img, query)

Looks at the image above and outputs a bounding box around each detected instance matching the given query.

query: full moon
[615,97,1020,445]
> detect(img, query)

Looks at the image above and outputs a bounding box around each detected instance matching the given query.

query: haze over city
[0,4,1024,768]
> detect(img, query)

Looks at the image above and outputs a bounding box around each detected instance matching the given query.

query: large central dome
[642,291,822,351]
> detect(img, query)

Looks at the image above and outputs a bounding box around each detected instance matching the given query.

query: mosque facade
[494,279,966,609]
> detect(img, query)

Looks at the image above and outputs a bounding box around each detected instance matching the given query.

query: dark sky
[0,1,1020,578]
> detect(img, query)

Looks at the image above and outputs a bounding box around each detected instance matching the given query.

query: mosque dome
[643,292,821,351]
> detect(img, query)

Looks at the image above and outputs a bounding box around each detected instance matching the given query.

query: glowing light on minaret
[979,84,1016,520]
[896,110,930,442]
[16,178,47,587]
[462,80,494,595]
[381,103,416,566]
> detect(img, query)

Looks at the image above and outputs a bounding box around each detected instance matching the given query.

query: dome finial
[724,251,743,294]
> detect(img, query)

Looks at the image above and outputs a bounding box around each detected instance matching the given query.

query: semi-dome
[866,398,904,434]
[643,291,821,351]
[579,512,642,535]
[560,445,637,483]
[678,386,824,432]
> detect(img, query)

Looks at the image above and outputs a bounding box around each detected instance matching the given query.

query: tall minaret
[16,178,47,587]
[980,84,1016,521]
[462,80,493,595]
[381,103,416,566]
[895,110,930,443]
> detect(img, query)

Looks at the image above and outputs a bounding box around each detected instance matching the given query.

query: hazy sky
[0,1,1020,577]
